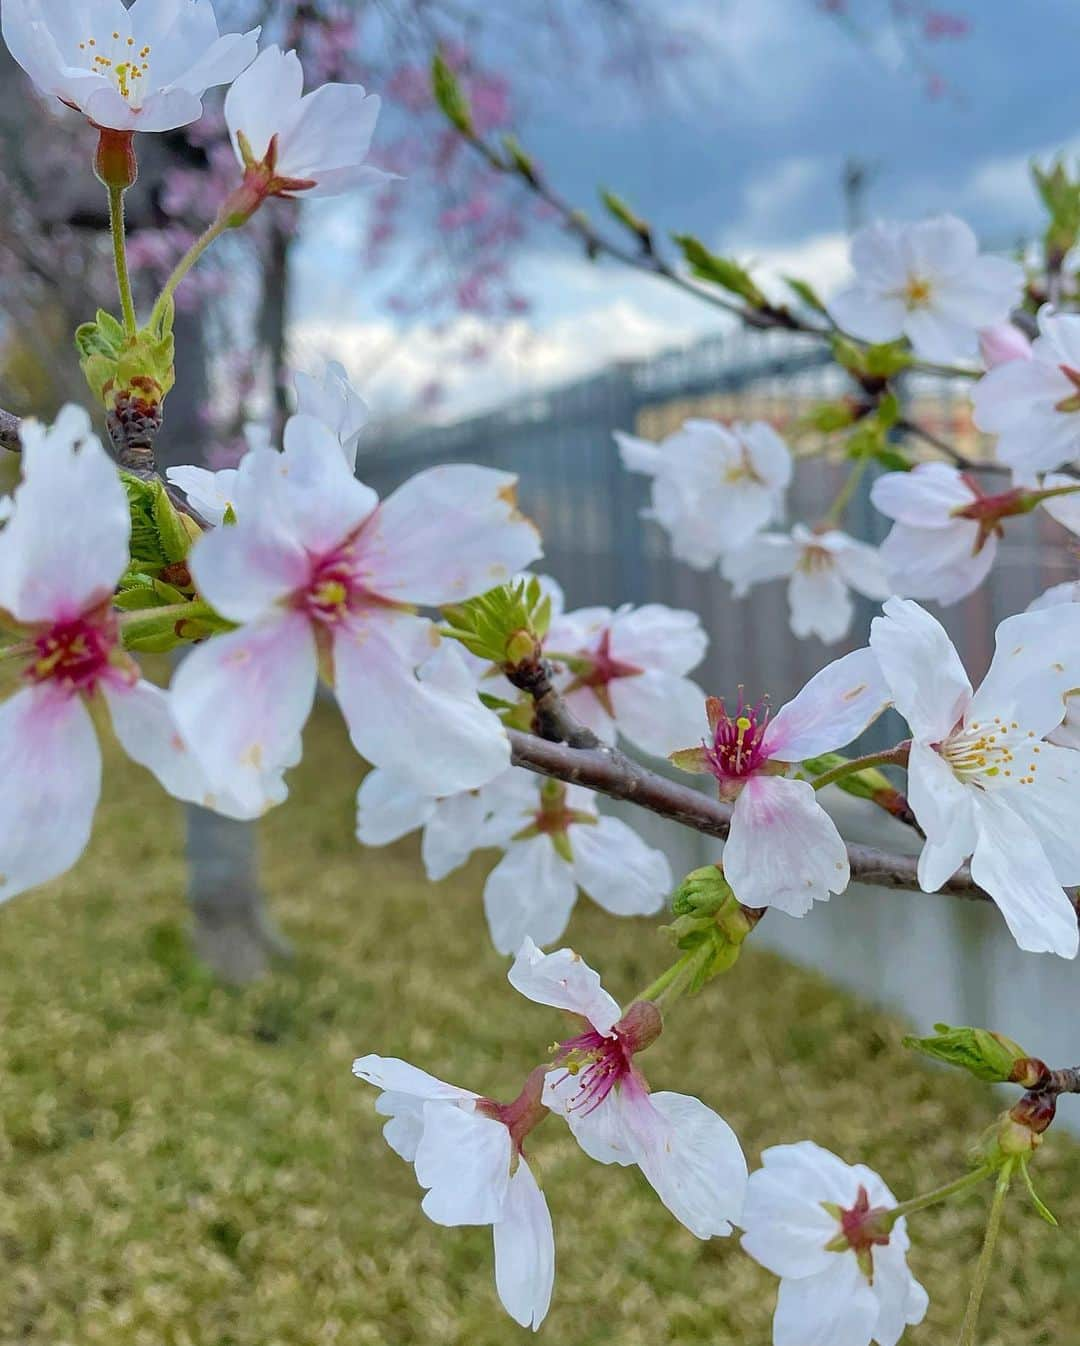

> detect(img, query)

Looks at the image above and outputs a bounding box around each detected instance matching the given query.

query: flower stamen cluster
[702,691,772,784]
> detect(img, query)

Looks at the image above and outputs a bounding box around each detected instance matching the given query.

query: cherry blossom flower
[671,649,890,913]
[978,322,1032,368]
[615,418,792,568]
[352,1055,554,1331]
[224,44,386,202]
[358,766,672,953]
[871,462,995,604]
[481,771,672,954]
[973,310,1080,473]
[2,0,260,133]
[741,1141,928,1346]
[170,413,541,814]
[510,939,748,1238]
[294,360,368,470]
[0,407,274,903]
[545,602,708,756]
[722,524,892,644]
[870,597,1080,957]
[829,215,1022,363]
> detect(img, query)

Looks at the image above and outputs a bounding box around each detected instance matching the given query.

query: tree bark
[185,806,291,984]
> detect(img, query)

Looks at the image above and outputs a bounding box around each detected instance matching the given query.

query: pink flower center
[839,1186,892,1253]
[564,628,644,716]
[299,550,368,628]
[825,1184,894,1277]
[26,612,116,694]
[703,692,772,782]
[552,1001,662,1116]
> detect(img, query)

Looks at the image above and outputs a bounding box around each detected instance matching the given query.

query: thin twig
[507,727,993,903]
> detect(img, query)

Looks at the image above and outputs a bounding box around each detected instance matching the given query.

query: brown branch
[507,727,993,903]
[0,407,21,452]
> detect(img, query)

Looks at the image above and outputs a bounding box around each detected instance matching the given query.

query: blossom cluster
[619,214,1080,633]
[353,939,926,1341]
[1,4,1079,1343]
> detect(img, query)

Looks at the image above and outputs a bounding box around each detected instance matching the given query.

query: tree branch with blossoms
[5,4,1080,1345]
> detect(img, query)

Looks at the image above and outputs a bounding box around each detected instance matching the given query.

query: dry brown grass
[0,706,1076,1345]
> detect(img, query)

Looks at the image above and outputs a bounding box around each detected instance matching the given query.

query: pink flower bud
[978,323,1032,368]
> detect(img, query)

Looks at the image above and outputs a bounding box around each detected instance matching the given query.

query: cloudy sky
[291,0,1080,421]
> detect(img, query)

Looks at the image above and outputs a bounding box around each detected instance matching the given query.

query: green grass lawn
[0,706,1077,1345]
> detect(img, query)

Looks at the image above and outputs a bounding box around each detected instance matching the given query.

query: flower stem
[152,215,232,327]
[636,945,710,1007]
[824,454,870,526]
[887,1165,994,1226]
[957,1161,1014,1346]
[809,743,911,791]
[108,184,137,337]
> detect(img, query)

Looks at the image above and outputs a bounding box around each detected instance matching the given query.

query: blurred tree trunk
[259,213,293,437]
[165,315,286,984]
[185,807,292,983]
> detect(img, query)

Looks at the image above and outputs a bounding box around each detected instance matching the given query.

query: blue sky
[291,0,1080,418]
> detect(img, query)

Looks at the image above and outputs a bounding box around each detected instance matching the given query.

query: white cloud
[748,231,853,303]
[292,298,701,423]
[739,157,827,239]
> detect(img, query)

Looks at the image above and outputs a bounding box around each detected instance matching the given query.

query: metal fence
[366,326,1079,1127]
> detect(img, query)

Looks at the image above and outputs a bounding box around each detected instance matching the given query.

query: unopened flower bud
[672,864,733,918]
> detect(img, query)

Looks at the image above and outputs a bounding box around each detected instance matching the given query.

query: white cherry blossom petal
[969,793,1079,958]
[421,789,491,881]
[493,1161,555,1332]
[569,816,671,918]
[0,407,128,623]
[354,465,541,607]
[483,835,579,955]
[414,1101,513,1226]
[0,684,101,903]
[171,612,319,816]
[773,1256,879,1346]
[869,598,972,740]
[723,775,849,915]
[764,647,891,762]
[355,769,437,846]
[333,614,510,794]
[627,1090,747,1240]
[507,938,622,1035]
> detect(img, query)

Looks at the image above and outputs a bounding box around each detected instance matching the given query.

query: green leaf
[151,480,196,564]
[783,274,827,314]
[873,445,913,473]
[601,190,651,245]
[672,234,767,307]
[902,1023,1029,1084]
[876,391,901,429]
[501,135,537,183]
[801,399,859,434]
[1019,1158,1059,1226]
[442,578,550,667]
[431,51,474,135]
